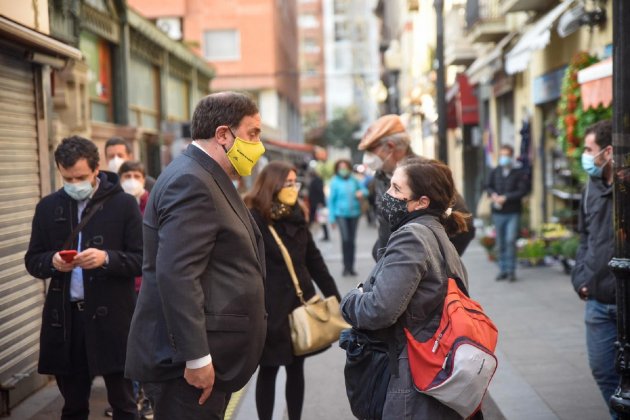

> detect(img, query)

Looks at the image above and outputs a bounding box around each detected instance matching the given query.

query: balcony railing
[466,0,502,29]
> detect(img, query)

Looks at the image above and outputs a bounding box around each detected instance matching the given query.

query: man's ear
[215,126,231,146]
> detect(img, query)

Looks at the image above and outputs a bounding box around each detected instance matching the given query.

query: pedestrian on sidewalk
[105,137,156,192]
[244,161,341,420]
[24,136,143,420]
[307,167,329,241]
[485,144,530,282]
[327,159,368,276]
[125,92,267,420]
[358,114,475,260]
[113,161,153,419]
[341,157,471,419]
[571,119,619,418]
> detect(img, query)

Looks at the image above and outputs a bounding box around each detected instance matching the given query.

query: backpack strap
[425,225,470,297]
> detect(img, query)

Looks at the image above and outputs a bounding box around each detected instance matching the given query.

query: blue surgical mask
[498,156,512,167]
[64,180,94,201]
[581,148,607,178]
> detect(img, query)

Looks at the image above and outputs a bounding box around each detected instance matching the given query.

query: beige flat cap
[358,114,406,150]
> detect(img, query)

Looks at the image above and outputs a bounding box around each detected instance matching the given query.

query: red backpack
[405,228,498,418]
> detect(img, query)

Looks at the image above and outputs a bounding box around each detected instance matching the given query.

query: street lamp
[434,0,448,163]
[609,0,630,417]
[384,40,402,115]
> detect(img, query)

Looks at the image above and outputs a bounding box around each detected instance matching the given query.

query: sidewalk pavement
[8,218,609,419]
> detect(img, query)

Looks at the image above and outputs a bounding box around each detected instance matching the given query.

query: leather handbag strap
[61,195,112,250]
[268,225,306,304]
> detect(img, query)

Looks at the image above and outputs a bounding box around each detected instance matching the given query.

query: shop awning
[505,0,576,75]
[578,57,612,110]
[446,74,479,128]
[466,33,516,85]
[0,15,82,66]
[264,139,328,160]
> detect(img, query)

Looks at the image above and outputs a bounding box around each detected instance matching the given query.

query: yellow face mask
[224,131,265,176]
[277,187,299,206]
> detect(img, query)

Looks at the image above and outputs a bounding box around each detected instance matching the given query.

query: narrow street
[8,218,609,420]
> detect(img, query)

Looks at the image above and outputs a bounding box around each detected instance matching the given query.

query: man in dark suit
[25,136,143,419]
[125,92,267,419]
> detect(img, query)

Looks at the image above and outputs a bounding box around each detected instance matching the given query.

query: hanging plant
[556,52,597,155]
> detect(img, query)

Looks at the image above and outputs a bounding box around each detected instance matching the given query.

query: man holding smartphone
[25,136,143,419]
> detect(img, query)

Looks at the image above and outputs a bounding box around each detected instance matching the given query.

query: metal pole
[435,0,448,163]
[610,0,630,418]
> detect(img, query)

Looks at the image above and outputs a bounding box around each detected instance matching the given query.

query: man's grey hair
[382,132,411,152]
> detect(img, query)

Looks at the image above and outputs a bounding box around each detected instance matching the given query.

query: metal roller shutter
[0,52,45,391]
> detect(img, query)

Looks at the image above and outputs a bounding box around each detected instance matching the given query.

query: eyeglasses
[283,181,302,190]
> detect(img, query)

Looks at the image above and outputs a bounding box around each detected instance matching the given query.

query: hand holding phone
[59,250,78,263]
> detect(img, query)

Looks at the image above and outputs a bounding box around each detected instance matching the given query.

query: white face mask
[108,156,125,173]
[363,152,384,172]
[121,178,145,198]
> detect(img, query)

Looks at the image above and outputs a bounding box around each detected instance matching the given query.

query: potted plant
[478,227,496,261]
[517,239,547,267]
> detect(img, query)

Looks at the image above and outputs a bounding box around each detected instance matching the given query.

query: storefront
[532,66,573,224]
[0,16,82,415]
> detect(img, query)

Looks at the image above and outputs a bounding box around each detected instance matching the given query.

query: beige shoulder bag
[268,225,350,356]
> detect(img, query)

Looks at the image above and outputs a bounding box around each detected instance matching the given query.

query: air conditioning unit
[557,4,585,38]
[156,17,182,41]
[558,4,607,38]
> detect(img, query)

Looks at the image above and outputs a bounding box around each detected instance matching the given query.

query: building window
[301,89,321,104]
[302,61,318,76]
[129,56,160,130]
[302,38,320,54]
[167,75,190,121]
[298,13,319,28]
[203,29,240,61]
[334,0,350,14]
[335,21,350,41]
[80,31,113,123]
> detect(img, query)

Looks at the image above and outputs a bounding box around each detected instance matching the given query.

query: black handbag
[339,328,393,420]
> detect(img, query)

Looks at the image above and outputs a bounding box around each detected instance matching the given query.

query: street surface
[8,218,609,420]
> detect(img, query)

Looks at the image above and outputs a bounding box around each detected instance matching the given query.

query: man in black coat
[358,114,476,260]
[571,120,618,415]
[125,92,267,419]
[485,144,530,282]
[25,136,143,419]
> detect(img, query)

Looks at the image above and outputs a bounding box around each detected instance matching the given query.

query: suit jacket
[25,171,143,376]
[125,145,267,392]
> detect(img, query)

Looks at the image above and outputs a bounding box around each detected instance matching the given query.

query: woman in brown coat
[244,161,341,420]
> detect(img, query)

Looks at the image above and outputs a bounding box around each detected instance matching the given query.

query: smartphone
[59,250,77,263]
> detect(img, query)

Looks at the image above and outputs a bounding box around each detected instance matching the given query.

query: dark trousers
[144,377,231,420]
[337,216,359,271]
[55,305,136,420]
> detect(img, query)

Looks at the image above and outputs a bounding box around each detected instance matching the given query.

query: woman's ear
[413,196,430,210]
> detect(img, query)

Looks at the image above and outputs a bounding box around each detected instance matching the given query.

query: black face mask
[379,192,410,228]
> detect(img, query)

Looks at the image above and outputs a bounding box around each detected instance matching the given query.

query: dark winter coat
[571,176,615,304]
[25,171,143,376]
[341,214,467,419]
[485,164,530,214]
[251,207,341,366]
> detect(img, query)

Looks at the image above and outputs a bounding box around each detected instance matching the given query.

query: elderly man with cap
[359,114,475,260]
